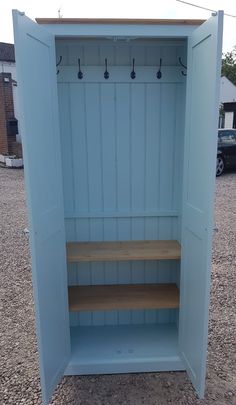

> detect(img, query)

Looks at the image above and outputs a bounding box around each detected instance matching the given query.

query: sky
[0,0,236,53]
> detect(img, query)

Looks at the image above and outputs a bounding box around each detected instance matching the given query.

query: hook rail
[57,59,187,79]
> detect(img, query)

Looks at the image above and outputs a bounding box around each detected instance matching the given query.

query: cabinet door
[13,10,70,405]
[179,11,223,398]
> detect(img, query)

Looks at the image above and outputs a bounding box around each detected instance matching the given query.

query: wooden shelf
[68,283,179,311]
[66,240,181,262]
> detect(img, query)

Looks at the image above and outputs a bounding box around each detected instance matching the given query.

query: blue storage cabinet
[13,11,223,405]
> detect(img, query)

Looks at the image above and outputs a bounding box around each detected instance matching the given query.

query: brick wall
[0,73,8,154]
[0,72,21,156]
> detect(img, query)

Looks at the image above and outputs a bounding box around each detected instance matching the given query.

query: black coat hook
[56,56,62,75]
[179,57,187,76]
[178,57,187,69]
[130,58,136,79]
[78,58,83,79]
[157,58,162,79]
[104,58,109,79]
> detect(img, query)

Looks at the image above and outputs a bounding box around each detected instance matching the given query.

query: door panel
[12,10,70,405]
[179,11,223,398]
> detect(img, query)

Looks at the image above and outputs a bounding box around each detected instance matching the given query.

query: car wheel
[216,155,224,176]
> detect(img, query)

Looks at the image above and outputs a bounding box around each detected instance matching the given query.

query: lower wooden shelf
[66,240,181,262]
[68,283,179,311]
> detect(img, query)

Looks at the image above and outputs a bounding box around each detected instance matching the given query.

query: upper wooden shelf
[66,240,181,263]
[68,283,179,312]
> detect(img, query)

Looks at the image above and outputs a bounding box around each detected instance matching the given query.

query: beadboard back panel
[56,39,186,326]
[56,38,187,67]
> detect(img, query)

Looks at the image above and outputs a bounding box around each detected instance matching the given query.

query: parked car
[216,129,236,176]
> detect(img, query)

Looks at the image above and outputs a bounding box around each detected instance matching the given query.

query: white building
[220,76,236,128]
[220,76,236,104]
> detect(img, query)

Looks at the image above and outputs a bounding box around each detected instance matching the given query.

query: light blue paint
[12,10,70,405]
[41,23,199,38]
[57,41,184,328]
[179,11,223,399]
[64,210,180,219]
[59,59,183,325]
[13,10,223,404]
[65,324,185,375]
[56,39,187,67]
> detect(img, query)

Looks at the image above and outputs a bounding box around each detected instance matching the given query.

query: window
[218,131,236,145]
[7,119,18,136]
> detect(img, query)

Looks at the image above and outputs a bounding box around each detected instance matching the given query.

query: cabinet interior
[56,37,187,373]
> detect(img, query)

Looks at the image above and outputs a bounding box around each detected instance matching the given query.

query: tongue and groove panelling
[56,40,186,326]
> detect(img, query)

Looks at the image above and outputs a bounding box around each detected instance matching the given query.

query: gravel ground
[0,167,235,405]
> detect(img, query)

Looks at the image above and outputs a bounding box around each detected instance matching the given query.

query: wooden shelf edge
[66,240,181,263]
[68,283,179,312]
[36,18,205,26]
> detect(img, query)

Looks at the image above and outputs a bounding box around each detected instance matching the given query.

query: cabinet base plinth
[65,324,185,375]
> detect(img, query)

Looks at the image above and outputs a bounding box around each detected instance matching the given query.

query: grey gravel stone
[0,167,235,405]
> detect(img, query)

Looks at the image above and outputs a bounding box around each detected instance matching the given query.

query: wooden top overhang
[36,18,205,26]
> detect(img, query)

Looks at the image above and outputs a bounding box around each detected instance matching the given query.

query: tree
[222,47,236,85]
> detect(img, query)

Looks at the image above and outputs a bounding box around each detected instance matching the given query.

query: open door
[179,11,223,398]
[13,10,70,404]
